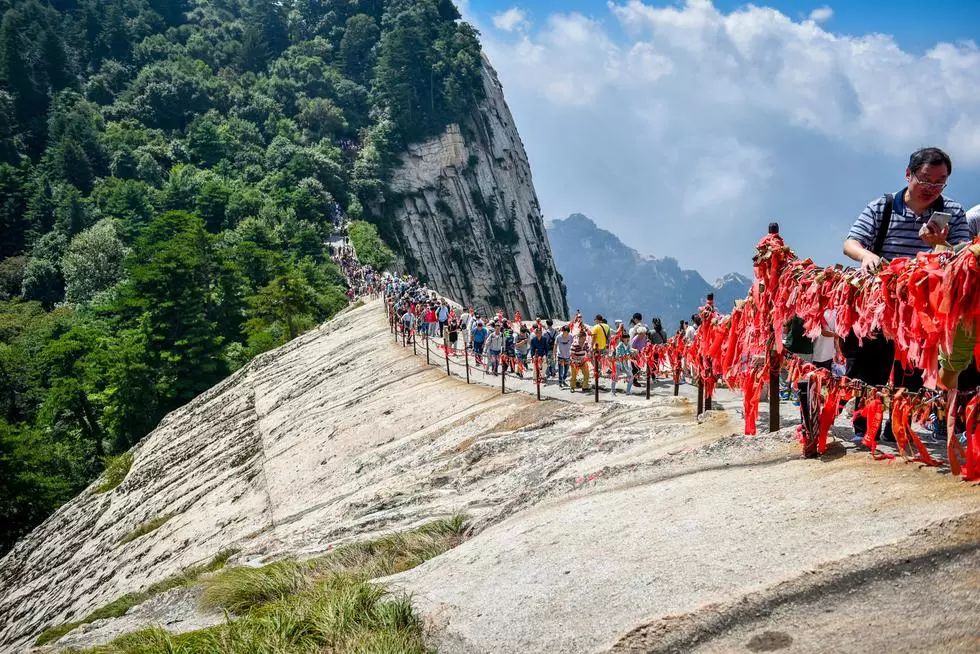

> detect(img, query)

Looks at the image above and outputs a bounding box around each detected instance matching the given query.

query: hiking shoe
[850,433,865,444]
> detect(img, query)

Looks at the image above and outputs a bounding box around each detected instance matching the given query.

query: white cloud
[479,0,980,278]
[808,6,833,23]
[492,7,529,32]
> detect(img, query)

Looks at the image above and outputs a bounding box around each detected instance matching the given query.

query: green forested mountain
[0,0,483,553]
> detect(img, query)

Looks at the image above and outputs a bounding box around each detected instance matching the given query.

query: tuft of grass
[34,621,82,646]
[78,579,430,654]
[94,452,134,494]
[75,516,468,653]
[35,549,238,647]
[119,513,173,545]
[200,560,313,614]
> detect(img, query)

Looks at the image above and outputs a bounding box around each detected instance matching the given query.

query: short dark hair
[908,147,952,175]
[632,312,642,322]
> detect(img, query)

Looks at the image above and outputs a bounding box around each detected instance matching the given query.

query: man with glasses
[838,147,968,449]
[844,147,968,272]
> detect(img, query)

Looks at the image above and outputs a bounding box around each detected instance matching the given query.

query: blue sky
[469,0,980,53]
[461,1,980,278]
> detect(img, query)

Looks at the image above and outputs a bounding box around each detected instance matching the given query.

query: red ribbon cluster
[643,233,980,480]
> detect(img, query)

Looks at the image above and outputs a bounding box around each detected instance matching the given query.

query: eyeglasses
[911,172,947,191]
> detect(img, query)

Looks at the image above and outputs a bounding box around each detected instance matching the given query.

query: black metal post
[769,351,780,432]
[594,353,600,403]
[535,357,541,401]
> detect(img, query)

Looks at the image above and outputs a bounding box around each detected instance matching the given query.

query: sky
[457,0,980,279]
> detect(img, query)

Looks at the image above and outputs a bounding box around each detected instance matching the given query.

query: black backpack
[784,317,813,355]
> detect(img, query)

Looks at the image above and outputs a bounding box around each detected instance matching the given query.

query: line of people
[385,273,698,397]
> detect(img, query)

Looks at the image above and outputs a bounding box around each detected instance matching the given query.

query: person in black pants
[843,333,923,442]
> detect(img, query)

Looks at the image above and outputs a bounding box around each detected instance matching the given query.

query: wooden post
[704,360,712,410]
[444,340,451,376]
[464,344,470,384]
[673,367,680,396]
[535,356,541,401]
[646,362,651,400]
[402,322,406,347]
[501,360,506,394]
[425,332,429,364]
[412,328,416,356]
[697,378,704,415]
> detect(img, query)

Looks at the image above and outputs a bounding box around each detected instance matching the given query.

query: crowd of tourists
[384,271,706,397]
[333,242,381,300]
[356,147,980,460]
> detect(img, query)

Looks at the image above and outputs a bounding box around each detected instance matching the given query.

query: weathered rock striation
[1,301,976,653]
[386,56,568,319]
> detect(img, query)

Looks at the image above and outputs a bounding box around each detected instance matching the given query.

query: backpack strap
[872,193,893,256]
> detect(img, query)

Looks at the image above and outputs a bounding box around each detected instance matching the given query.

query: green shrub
[348,221,395,272]
[94,452,134,494]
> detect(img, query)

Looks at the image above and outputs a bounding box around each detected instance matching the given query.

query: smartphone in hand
[927,211,951,233]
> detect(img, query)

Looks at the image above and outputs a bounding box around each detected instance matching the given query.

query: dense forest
[0,0,484,553]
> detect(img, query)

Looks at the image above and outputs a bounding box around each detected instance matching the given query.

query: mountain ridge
[546,213,751,329]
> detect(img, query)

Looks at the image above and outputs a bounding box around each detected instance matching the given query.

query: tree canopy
[0,0,485,554]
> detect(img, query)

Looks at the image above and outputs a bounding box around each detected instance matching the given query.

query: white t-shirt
[684,325,696,343]
[812,310,837,363]
[967,204,980,238]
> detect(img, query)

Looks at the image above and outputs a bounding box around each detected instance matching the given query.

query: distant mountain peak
[546,213,751,327]
[714,272,752,289]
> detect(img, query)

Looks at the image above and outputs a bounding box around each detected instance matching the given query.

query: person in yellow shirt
[590,314,611,355]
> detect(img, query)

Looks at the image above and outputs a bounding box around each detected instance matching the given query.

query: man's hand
[860,251,882,273]
[919,222,949,247]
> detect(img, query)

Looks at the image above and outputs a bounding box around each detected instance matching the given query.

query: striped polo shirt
[847,188,969,261]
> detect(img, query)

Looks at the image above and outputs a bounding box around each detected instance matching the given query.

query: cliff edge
[386,56,568,319]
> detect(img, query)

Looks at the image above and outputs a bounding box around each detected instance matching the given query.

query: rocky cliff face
[385,56,568,319]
